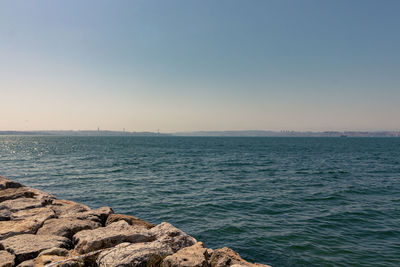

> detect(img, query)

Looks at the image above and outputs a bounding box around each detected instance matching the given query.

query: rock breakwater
[0,175,270,267]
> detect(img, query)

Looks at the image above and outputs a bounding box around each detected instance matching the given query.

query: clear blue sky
[1,0,399,132]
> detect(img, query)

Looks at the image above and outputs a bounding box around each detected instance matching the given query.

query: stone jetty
[0,175,270,267]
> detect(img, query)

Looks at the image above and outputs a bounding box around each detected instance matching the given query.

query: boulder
[162,242,209,267]
[73,220,155,254]
[38,247,70,257]
[0,187,35,202]
[105,213,154,229]
[60,206,113,225]
[49,200,91,217]
[149,222,197,253]
[34,255,80,267]
[0,234,70,264]
[37,218,101,239]
[0,198,44,212]
[209,247,271,267]
[15,260,34,267]
[97,241,173,267]
[11,207,55,221]
[0,186,54,203]
[0,212,54,240]
[0,209,11,221]
[0,175,23,190]
[0,250,15,267]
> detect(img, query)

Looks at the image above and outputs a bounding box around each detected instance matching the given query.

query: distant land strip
[0,130,400,137]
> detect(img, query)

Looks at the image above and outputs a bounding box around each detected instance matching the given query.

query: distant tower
[157,129,160,135]
[97,127,100,132]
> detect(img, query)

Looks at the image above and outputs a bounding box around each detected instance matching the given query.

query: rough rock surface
[0,186,54,203]
[0,250,15,267]
[73,220,155,254]
[0,214,53,240]
[0,187,35,203]
[49,200,91,217]
[0,176,22,190]
[60,206,114,225]
[10,207,55,221]
[105,213,155,229]
[0,234,70,264]
[38,247,70,257]
[97,241,173,267]
[0,198,45,213]
[150,222,197,253]
[37,218,101,239]
[162,242,209,267]
[33,255,80,267]
[209,247,271,267]
[15,260,34,267]
[0,208,11,221]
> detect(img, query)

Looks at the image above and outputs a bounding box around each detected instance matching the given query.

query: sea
[0,136,399,267]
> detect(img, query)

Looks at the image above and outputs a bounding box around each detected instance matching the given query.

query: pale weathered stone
[37,218,101,239]
[73,220,155,254]
[0,187,35,202]
[0,198,44,212]
[97,241,173,267]
[0,186,54,203]
[34,255,80,267]
[209,247,271,267]
[60,206,113,225]
[162,242,209,267]
[49,200,91,217]
[16,259,34,267]
[0,208,11,221]
[150,222,197,253]
[0,213,53,240]
[105,213,155,229]
[38,247,70,257]
[0,234,70,264]
[11,207,55,221]
[0,250,15,267]
[0,175,23,190]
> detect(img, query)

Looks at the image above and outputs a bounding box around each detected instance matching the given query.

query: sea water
[0,136,399,266]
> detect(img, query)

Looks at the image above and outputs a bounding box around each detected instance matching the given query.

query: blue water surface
[1,136,399,266]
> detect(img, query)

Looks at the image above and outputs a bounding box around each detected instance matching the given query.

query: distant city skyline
[1,0,399,132]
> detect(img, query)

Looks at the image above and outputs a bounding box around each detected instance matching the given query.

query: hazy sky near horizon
[1,0,399,132]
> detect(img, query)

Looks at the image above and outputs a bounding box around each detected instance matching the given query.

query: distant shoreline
[0,130,399,137]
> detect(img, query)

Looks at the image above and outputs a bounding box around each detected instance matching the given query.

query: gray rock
[0,175,23,190]
[73,220,155,254]
[11,206,55,221]
[37,218,101,239]
[162,242,209,267]
[0,187,35,202]
[0,186,54,203]
[16,260,34,267]
[209,247,271,267]
[0,234,70,264]
[105,213,154,229]
[97,241,173,267]
[150,222,197,253]
[60,206,113,225]
[0,198,44,212]
[0,250,15,267]
[0,212,54,240]
[34,255,80,267]
[38,247,70,257]
[0,208,11,221]
[49,199,91,217]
